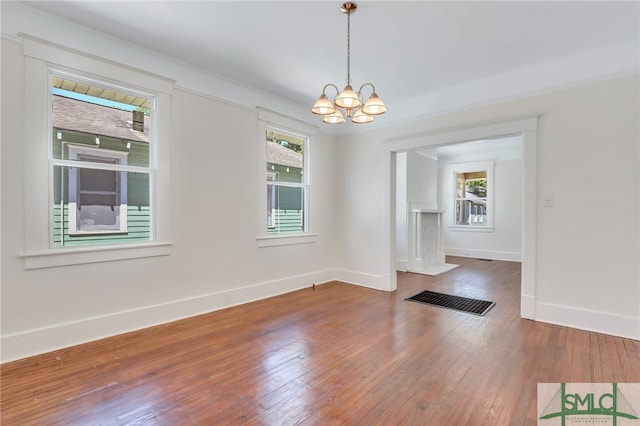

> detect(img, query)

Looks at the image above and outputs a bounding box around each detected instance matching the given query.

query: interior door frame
[383,116,538,320]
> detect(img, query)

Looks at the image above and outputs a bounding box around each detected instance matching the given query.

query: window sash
[263,125,309,235]
[267,184,306,234]
[48,71,155,246]
[455,199,488,226]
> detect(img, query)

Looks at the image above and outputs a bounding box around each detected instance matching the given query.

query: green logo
[539,383,639,425]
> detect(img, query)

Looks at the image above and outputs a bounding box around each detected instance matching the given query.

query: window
[256,108,317,247]
[455,171,487,225]
[50,72,153,246]
[451,161,494,230]
[265,128,307,234]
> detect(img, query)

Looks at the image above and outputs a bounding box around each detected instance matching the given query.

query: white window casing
[20,35,174,269]
[256,108,318,247]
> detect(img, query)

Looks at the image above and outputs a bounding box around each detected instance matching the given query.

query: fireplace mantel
[407,208,459,276]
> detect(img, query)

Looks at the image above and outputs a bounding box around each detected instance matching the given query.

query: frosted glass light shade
[352,108,374,123]
[322,109,345,124]
[312,94,335,115]
[362,93,387,115]
[335,85,361,109]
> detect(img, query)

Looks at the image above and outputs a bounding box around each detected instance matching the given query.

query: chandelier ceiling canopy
[311,2,387,124]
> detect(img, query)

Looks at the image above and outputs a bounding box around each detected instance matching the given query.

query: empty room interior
[1,1,639,424]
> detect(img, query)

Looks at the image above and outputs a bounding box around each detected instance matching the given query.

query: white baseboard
[1,269,335,363]
[444,248,522,262]
[333,269,389,291]
[535,301,640,341]
[395,259,408,271]
[520,294,535,319]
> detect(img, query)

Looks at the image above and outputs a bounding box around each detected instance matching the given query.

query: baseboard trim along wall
[1,269,335,363]
[535,301,640,341]
[520,294,536,320]
[395,259,408,271]
[333,269,388,291]
[444,248,522,262]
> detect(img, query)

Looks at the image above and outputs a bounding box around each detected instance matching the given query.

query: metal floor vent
[406,290,495,316]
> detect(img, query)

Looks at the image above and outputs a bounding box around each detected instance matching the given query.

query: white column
[436,212,445,264]
[415,211,424,270]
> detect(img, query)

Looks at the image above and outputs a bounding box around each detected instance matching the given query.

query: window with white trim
[50,71,153,246]
[256,108,317,247]
[451,161,494,230]
[21,36,173,269]
[265,128,307,234]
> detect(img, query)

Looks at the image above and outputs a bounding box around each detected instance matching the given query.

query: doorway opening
[385,117,538,320]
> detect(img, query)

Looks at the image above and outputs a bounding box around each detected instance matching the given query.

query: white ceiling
[16,1,640,125]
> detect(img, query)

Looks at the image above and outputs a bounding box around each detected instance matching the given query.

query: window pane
[53,166,151,245]
[50,74,154,247]
[265,130,304,184]
[51,76,150,167]
[267,185,304,234]
[455,199,488,226]
[456,171,487,198]
[455,169,489,227]
[79,167,118,194]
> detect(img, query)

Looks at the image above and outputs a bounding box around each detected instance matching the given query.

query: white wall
[336,74,639,340]
[1,38,338,362]
[407,152,438,209]
[395,152,438,269]
[332,133,393,290]
[439,159,523,261]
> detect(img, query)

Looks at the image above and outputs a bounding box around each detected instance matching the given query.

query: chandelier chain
[346,8,351,85]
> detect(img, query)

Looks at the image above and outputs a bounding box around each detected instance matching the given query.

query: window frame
[256,108,318,247]
[20,35,174,269]
[65,143,130,235]
[449,161,495,232]
[265,127,308,234]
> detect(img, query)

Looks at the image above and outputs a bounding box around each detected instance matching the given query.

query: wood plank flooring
[2,257,639,425]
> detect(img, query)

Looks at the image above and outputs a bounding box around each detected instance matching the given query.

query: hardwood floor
[2,257,639,425]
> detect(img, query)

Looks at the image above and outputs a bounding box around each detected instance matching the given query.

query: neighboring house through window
[67,144,128,235]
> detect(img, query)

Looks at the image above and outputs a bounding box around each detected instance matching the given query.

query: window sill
[448,226,494,233]
[21,242,173,270]
[256,233,318,247]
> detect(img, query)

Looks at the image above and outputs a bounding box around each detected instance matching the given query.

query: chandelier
[311,2,387,124]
